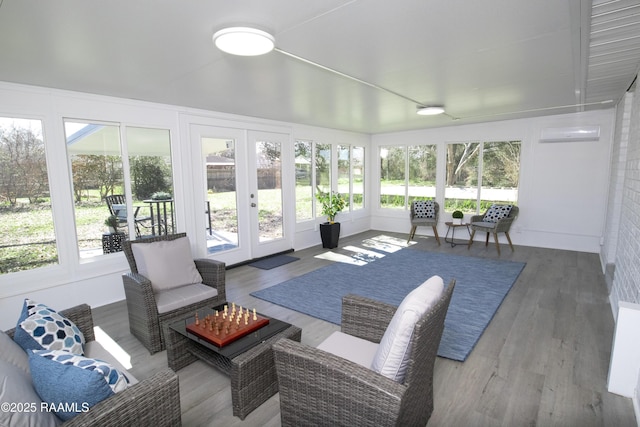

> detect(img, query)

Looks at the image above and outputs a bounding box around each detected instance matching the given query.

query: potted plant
[151,191,172,200]
[316,191,346,248]
[104,215,119,234]
[452,210,464,224]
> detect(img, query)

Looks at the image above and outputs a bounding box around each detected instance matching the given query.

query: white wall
[371,110,615,253]
[605,76,640,417]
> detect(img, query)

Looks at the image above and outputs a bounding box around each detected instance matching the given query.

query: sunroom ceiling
[0,0,638,134]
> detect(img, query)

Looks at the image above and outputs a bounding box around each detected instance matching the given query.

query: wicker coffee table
[165,304,302,419]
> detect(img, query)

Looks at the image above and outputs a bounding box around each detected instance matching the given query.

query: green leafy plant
[104,215,118,230]
[316,191,346,223]
[151,191,172,200]
[452,210,464,219]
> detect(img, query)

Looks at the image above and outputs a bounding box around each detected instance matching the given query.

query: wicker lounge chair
[122,233,226,354]
[273,279,455,427]
[408,200,441,245]
[468,205,519,255]
[4,304,181,427]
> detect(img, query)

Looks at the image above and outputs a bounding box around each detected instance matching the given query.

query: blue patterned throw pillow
[483,204,513,223]
[29,349,129,421]
[414,200,435,219]
[13,299,85,355]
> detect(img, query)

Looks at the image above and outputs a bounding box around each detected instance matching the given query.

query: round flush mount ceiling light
[213,27,275,56]
[416,105,445,116]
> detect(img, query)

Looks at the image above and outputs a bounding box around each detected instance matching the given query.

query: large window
[294,140,313,221]
[0,117,57,274]
[352,146,365,210]
[408,145,437,205]
[337,145,351,208]
[379,146,406,209]
[445,141,520,213]
[380,144,436,209]
[296,140,365,222]
[65,121,174,258]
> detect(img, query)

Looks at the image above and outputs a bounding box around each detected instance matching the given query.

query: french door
[190,124,292,265]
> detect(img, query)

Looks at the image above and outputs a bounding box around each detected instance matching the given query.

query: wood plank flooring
[92,230,636,426]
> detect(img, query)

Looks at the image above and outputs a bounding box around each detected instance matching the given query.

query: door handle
[251,203,256,207]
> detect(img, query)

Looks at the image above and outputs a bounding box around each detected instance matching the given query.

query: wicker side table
[166,319,301,419]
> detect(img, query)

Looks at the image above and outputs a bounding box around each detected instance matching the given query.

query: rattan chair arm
[273,338,404,426]
[341,294,397,343]
[194,258,226,300]
[494,215,515,232]
[122,272,155,300]
[63,369,181,427]
[470,214,484,223]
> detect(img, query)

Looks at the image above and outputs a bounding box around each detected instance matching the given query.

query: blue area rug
[251,248,525,361]
[249,254,299,270]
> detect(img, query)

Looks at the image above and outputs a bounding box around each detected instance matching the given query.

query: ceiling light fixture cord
[274,47,458,119]
[459,100,614,120]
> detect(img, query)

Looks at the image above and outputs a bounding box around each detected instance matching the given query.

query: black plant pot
[320,222,341,249]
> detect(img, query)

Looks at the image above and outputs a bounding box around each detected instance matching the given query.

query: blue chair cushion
[13,299,85,355]
[29,349,129,421]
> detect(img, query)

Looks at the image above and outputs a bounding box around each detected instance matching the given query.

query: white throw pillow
[371,275,444,382]
[131,236,203,293]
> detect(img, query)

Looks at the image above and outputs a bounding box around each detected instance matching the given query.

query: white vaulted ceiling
[0,0,638,134]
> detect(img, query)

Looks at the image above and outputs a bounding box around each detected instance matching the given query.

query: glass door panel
[202,137,239,254]
[255,139,283,242]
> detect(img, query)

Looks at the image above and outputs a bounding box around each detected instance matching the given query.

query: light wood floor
[92,230,636,426]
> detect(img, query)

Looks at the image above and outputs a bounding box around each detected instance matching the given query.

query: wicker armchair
[467,205,519,255]
[5,304,181,427]
[122,233,226,354]
[408,200,441,245]
[273,280,455,427]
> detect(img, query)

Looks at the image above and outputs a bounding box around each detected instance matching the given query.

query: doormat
[248,254,299,270]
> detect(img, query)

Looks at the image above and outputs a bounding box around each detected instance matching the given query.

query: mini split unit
[539,126,601,143]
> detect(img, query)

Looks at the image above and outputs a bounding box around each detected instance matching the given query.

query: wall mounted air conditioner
[539,126,601,143]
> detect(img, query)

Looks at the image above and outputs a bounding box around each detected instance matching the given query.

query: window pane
[337,145,351,211]
[315,144,331,217]
[295,140,312,221]
[256,139,283,241]
[379,146,405,209]
[481,141,520,209]
[0,117,58,274]
[352,146,364,210]
[445,142,480,213]
[408,145,437,205]
[127,127,174,237]
[203,137,238,253]
[66,121,125,258]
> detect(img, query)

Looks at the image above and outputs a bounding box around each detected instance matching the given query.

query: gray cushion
[371,275,444,382]
[131,236,203,292]
[471,221,497,229]
[0,330,30,375]
[155,283,219,314]
[0,359,60,427]
[316,331,379,369]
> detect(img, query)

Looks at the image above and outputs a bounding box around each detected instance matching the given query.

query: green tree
[0,125,48,205]
[129,156,172,200]
[71,155,122,202]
